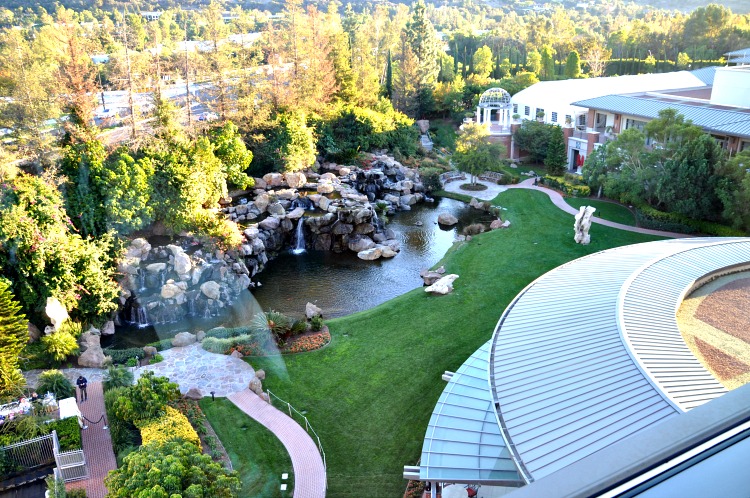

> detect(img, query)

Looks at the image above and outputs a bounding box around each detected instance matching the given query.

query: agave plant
[250,310,293,342]
[103,365,134,392]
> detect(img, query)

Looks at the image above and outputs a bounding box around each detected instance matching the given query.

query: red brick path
[228,389,327,498]
[65,381,117,498]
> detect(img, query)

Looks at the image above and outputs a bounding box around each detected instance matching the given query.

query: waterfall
[292,218,306,255]
[130,303,149,328]
[137,269,146,292]
[372,209,380,230]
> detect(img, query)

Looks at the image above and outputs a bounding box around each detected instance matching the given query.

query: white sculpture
[574,206,596,245]
[45,297,69,331]
[425,274,459,295]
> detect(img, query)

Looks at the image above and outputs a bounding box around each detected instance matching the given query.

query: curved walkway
[228,389,327,498]
[441,177,688,239]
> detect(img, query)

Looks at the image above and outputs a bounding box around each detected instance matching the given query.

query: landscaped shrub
[103,365,134,391]
[67,489,87,498]
[170,399,208,436]
[204,326,254,339]
[291,319,308,336]
[202,334,262,355]
[112,371,180,423]
[36,370,75,400]
[420,167,443,192]
[634,204,746,236]
[145,339,174,352]
[137,405,201,449]
[105,347,145,365]
[40,329,79,363]
[48,416,82,451]
[103,387,139,456]
[281,330,331,354]
[151,354,164,364]
[310,316,324,332]
[543,175,591,197]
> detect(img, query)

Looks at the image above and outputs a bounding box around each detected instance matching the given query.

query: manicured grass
[249,189,665,497]
[565,197,637,226]
[200,398,294,498]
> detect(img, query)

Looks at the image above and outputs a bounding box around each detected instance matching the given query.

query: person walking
[76,375,88,402]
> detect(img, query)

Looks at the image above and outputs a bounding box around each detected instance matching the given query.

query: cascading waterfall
[292,217,306,255]
[372,209,380,230]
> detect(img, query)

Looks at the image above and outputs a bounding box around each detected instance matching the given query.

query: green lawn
[248,189,664,497]
[200,399,294,498]
[565,197,637,226]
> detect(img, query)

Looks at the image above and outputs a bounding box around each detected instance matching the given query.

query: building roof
[728,56,750,64]
[490,238,749,482]
[419,341,523,485]
[510,71,708,114]
[571,94,750,139]
[725,47,750,57]
[690,66,719,85]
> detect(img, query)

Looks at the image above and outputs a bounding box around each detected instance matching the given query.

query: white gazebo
[475,88,512,134]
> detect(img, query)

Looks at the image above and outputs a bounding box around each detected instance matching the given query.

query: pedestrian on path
[77,375,88,402]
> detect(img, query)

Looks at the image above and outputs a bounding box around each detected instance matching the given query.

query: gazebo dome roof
[478,88,511,108]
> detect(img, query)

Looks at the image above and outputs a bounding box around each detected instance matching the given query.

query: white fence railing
[52,430,87,483]
[266,389,327,489]
[0,433,55,477]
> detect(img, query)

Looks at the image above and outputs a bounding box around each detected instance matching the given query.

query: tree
[0,280,27,395]
[0,174,120,323]
[472,45,494,79]
[545,125,567,175]
[716,150,750,231]
[453,123,506,185]
[513,120,553,163]
[271,111,317,173]
[105,440,241,498]
[526,49,542,76]
[584,44,611,78]
[210,122,255,190]
[540,44,556,80]
[676,52,693,69]
[564,50,581,79]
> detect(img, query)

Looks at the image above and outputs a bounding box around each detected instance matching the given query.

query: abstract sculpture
[574,206,596,245]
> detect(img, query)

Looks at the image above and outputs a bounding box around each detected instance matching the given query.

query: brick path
[228,389,326,498]
[65,382,117,498]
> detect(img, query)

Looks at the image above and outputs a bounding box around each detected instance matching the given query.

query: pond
[105,197,492,349]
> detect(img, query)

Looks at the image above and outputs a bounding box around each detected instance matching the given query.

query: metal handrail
[266,389,327,488]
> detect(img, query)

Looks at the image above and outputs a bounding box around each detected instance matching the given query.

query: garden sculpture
[574,206,596,245]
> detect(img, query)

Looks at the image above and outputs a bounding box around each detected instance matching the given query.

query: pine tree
[385,49,393,99]
[565,50,582,79]
[0,280,28,394]
[545,125,568,176]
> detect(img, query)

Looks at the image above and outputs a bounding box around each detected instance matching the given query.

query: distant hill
[628,0,749,14]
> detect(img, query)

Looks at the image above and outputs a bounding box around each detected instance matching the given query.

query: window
[536,108,545,119]
[551,112,558,123]
[565,115,572,124]
[524,106,530,116]
[578,114,586,127]
[625,118,647,131]
[513,104,518,114]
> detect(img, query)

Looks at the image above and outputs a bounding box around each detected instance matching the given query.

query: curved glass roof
[478,88,512,108]
[490,238,748,482]
[420,341,523,485]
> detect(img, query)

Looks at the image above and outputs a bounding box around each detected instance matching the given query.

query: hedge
[542,175,590,197]
[137,406,201,449]
[201,334,258,354]
[635,204,746,236]
[105,348,146,365]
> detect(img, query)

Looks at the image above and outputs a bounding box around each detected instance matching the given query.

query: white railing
[0,433,55,477]
[266,389,327,488]
[52,430,87,482]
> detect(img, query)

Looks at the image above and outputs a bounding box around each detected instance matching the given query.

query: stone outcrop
[172,332,197,347]
[425,274,459,295]
[78,332,108,368]
[185,387,203,399]
[101,321,115,336]
[143,346,158,357]
[28,323,42,343]
[306,302,322,319]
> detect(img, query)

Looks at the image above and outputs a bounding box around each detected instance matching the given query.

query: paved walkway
[135,343,257,397]
[442,177,687,239]
[228,389,326,498]
[65,382,117,498]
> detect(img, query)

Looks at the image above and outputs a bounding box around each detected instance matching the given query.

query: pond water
[106,197,492,349]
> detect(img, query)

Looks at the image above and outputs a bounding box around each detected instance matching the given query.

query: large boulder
[267,202,286,216]
[145,262,167,273]
[490,219,504,230]
[357,247,383,260]
[126,238,152,259]
[284,172,307,188]
[318,196,331,211]
[249,377,264,395]
[200,281,221,300]
[437,213,458,226]
[160,281,184,299]
[420,270,443,286]
[262,172,284,187]
[143,346,158,357]
[184,387,203,400]
[78,330,100,354]
[172,332,197,347]
[348,236,375,253]
[259,217,281,230]
[332,223,354,235]
[254,193,271,213]
[173,252,192,276]
[255,369,266,380]
[317,182,335,194]
[287,207,306,220]
[306,302,322,319]
[45,297,69,331]
[379,246,398,258]
[400,194,418,206]
[276,188,298,200]
[425,274,459,295]
[78,346,107,368]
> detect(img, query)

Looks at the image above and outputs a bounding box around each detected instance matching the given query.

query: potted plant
[512,113,520,121]
[536,110,545,122]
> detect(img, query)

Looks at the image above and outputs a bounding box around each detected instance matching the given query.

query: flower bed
[171,398,232,469]
[228,329,331,357]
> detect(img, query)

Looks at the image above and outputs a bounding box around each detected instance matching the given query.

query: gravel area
[695,277,750,344]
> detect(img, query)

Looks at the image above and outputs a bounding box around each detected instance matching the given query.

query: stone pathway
[228,389,327,498]
[135,343,256,397]
[65,382,117,498]
[24,368,106,391]
[441,176,687,239]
